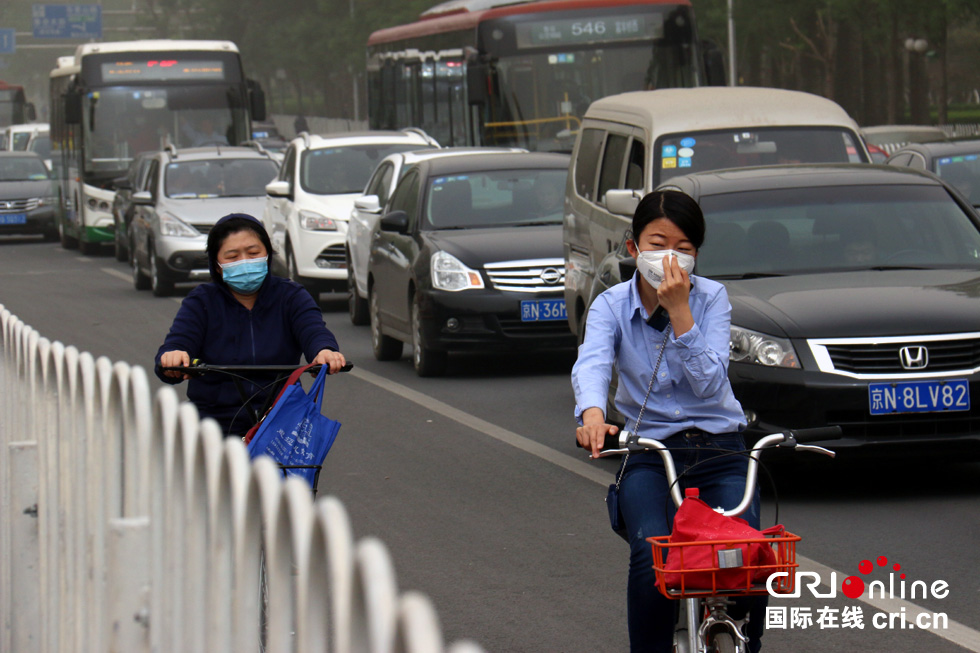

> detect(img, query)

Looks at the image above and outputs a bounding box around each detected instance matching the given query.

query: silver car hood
[157,196,269,224]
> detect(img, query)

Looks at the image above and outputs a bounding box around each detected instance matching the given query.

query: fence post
[267,477,314,653]
[8,441,40,651]
[351,538,399,653]
[303,497,355,653]
[150,386,182,653]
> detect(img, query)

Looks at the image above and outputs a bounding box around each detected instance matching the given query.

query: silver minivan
[562,86,869,340]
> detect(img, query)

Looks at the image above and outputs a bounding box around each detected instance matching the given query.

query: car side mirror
[265,180,290,198]
[618,256,637,281]
[380,210,409,234]
[354,195,382,214]
[114,176,132,190]
[132,191,153,206]
[605,189,641,217]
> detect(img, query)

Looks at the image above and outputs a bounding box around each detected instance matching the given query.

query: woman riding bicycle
[155,213,346,437]
[572,191,766,652]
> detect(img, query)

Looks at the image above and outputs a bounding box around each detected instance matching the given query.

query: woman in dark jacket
[155,213,346,436]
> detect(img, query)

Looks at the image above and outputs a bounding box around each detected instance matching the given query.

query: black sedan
[0,152,57,240]
[885,139,980,208]
[368,152,575,376]
[591,165,980,455]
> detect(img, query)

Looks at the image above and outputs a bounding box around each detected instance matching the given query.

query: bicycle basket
[648,530,801,598]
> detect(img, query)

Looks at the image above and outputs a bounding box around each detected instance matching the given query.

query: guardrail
[0,304,484,653]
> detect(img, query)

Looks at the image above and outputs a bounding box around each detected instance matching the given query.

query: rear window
[656,127,864,185]
[301,144,421,195]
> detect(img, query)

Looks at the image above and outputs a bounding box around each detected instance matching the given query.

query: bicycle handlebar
[595,426,841,516]
[160,361,354,375]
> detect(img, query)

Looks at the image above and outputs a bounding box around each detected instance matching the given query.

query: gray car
[0,152,57,241]
[130,145,279,296]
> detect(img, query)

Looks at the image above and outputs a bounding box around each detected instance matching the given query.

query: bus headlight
[159,213,199,238]
[87,198,111,212]
[431,251,484,291]
[729,326,800,368]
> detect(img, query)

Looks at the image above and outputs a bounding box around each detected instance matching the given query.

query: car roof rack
[296,131,312,148]
[164,142,179,161]
[401,127,440,147]
[241,139,274,160]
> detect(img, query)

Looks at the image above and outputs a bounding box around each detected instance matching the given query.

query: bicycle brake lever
[795,443,836,458]
[593,447,630,458]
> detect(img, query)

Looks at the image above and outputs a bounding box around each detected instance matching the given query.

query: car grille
[315,244,347,269]
[0,198,40,212]
[484,258,565,293]
[810,334,980,376]
[496,315,574,337]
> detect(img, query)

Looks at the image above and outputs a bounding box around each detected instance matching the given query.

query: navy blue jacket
[154,276,339,435]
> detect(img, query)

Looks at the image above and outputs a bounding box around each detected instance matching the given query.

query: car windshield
[933,154,980,205]
[696,184,980,278]
[301,144,422,194]
[656,128,863,184]
[164,159,278,198]
[423,168,568,229]
[29,135,51,159]
[0,156,49,181]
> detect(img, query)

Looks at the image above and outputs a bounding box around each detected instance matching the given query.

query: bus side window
[574,128,604,201]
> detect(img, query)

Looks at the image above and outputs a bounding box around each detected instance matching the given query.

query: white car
[346,146,527,325]
[262,129,439,300]
[1,122,49,152]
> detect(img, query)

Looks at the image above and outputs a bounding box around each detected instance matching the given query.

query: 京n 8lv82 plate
[520,298,566,322]
[868,379,970,415]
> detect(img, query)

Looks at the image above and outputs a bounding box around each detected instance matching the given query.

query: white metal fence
[0,304,484,653]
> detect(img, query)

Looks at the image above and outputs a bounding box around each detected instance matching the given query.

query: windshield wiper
[510,220,560,227]
[867,265,931,271]
[713,272,786,280]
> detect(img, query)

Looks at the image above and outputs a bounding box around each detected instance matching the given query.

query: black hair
[206,214,275,286]
[631,190,706,250]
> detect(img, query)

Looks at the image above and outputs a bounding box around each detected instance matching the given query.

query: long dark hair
[631,190,706,251]
[206,213,275,287]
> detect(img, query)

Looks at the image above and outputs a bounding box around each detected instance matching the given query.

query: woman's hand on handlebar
[160,350,191,380]
[577,407,618,459]
[313,348,347,374]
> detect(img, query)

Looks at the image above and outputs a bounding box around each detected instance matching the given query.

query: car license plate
[0,213,27,225]
[868,379,970,415]
[521,298,567,322]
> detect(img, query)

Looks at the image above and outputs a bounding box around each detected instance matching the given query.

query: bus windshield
[82,85,248,176]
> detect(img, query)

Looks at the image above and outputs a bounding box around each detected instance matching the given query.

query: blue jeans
[617,431,767,653]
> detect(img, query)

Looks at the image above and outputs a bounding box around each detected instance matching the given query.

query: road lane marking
[350,365,980,652]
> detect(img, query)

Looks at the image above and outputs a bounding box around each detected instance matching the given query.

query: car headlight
[431,250,484,291]
[38,196,58,207]
[729,326,800,368]
[300,209,339,231]
[159,213,199,238]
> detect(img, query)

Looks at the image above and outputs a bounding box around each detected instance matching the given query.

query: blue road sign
[0,29,15,54]
[32,4,102,39]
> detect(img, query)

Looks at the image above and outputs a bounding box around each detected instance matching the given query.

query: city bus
[366,0,724,151]
[49,40,266,253]
[0,80,36,128]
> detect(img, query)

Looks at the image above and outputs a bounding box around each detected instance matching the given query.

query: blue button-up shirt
[572,274,746,439]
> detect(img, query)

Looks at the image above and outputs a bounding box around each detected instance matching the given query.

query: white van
[562,87,869,340]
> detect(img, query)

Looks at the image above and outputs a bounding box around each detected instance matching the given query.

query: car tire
[114,220,128,261]
[132,244,150,291]
[412,297,447,377]
[370,287,403,361]
[150,244,174,297]
[347,259,369,326]
[59,221,78,250]
[79,238,100,256]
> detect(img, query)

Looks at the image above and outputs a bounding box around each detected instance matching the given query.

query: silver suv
[130,144,279,296]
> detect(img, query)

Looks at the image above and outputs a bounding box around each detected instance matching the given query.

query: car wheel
[114,220,128,261]
[59,221,78,250]
[150,243,174,297]
[370,288,403,361]
[412,297,447,377]
[132,244,150,290]
[79,238,100,256]
[347,259,369,326]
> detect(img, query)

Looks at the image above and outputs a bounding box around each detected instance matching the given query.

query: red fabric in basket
[663,495,782,590]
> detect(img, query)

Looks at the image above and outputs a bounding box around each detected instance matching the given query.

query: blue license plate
[520,298,567,322]
[0,213,27,225]
[868,379,970,415]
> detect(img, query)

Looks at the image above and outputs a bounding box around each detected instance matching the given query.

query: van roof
[584,87,859,135]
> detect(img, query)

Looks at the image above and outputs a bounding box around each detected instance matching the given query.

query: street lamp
[904,38,930,124]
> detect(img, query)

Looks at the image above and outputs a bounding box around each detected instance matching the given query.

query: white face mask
[635,249,696,288]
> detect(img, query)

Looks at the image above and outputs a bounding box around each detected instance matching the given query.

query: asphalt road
[2,236,978,652]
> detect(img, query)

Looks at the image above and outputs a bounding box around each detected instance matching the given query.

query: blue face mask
[221,256,268,294]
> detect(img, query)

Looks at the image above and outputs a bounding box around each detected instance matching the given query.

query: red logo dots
[842,575,865,599]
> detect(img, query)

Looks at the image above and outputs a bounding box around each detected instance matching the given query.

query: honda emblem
[898,346,928,370]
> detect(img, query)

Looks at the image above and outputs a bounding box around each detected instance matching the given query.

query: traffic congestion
[2,0,980,650]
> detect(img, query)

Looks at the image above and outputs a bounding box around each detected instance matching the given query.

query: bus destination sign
[101,59,225,82]
[516,13,662,49]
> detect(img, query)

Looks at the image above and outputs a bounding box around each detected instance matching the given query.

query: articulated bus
[367,0,724,151]
[0,80,36,128]
[49,40,266,253]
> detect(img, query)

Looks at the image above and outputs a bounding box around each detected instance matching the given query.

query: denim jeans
[617,430,767,653]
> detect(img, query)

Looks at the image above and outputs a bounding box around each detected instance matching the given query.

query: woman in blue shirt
[572,191,764,652]
[156,213,346,436]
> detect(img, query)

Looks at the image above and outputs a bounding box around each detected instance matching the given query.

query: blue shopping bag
[245,364,341,487]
